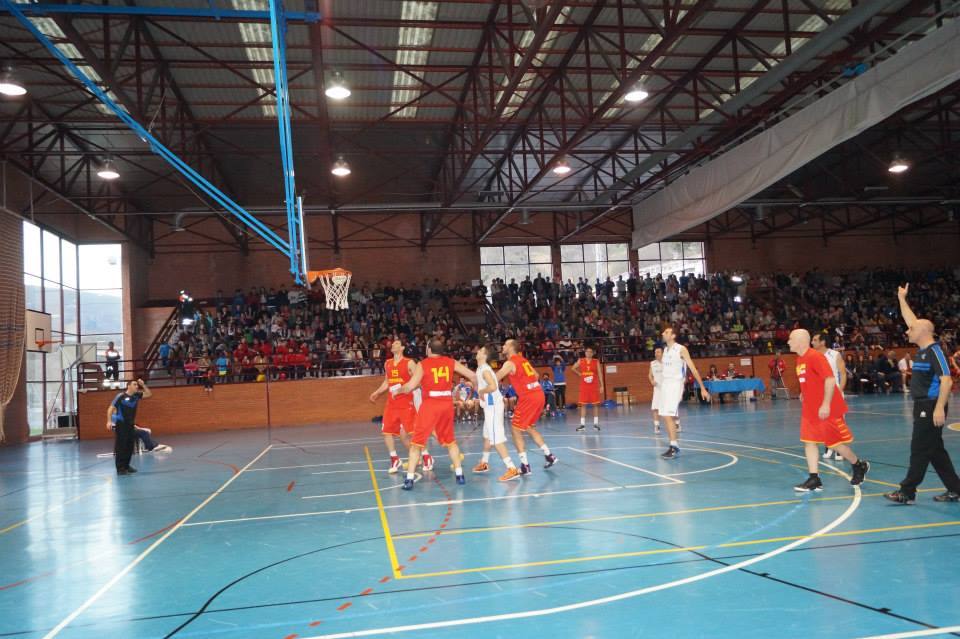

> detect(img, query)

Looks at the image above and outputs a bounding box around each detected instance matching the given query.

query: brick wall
[83,351,890,439]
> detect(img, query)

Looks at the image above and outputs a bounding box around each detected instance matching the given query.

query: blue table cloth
[698,378,766,394]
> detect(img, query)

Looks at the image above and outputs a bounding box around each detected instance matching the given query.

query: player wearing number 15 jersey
[395,338,477,490]
[496,339,558,475]
[572,346,603,432]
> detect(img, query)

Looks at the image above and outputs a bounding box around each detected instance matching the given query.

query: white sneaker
[388,456,401,474]
[152,444,173,453]
[654,424,661,434]
[822,449,833,460]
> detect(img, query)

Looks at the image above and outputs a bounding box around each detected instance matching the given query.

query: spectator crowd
[150,267,959,389]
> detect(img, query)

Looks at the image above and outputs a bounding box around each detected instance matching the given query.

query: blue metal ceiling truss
[2,0,311,285]
[0,3,320,22]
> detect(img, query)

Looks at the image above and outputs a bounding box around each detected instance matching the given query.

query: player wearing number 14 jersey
[395,338,477,490]
[496,339,558,475]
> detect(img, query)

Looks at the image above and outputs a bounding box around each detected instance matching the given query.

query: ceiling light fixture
[96,159,120,180]
[552,157,571,176]
[624,85,649,103]
[0,65,26,96]
[324,71,351,100]
[888,154,909,174]
[331,156,351,177]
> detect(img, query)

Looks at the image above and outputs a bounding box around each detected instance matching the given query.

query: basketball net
[307,268,352,310]
[0,213,26,443]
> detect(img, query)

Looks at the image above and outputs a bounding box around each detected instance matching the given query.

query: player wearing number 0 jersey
[496,339,557,475]
[572,347,603,432]
[369,340,433,474]
[394,338,476,490]
[472,345,520,481]
[789,329,868,493]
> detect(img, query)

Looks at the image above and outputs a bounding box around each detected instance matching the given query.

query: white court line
[183,482,680,527]
[309,470,377,475]
[301,476,421,500]
[41,443,273,639]
[856,626,960,639]
[565,447,684,484]
[575,445,740,477]
[270,437,389,449]
[301,438,862,639]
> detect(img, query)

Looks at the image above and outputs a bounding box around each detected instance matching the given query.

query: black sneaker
[850,460,870,486]
[544,454,558,468]
[576,425,585,432]
[932,491,960,502]
[661,445,679,460]
[594,424,601,431]
[884,490,915,504]
[519,463,532,475]
[794,475,823,492]
[117,468,131,476]
[126,467,138,473]
[402,478,415,491]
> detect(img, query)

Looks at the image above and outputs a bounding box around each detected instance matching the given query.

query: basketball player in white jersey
[658,327,710,459]
[471,345,521,481]
[812,333,847,461]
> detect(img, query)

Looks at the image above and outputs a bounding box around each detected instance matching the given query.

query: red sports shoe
[422,454,434,471]
[388,456,401,474]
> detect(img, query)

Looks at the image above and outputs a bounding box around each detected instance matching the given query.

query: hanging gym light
[887,154,910,174]
[624,84,649,103]
[0,65,27,96]
[552,157,571,176]
[325,71,351,100]
[331,156,351,177]
[96,159,120,180]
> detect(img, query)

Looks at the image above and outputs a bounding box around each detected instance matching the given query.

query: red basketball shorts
[412,400,455,447]
[800,416,854,448]
[382,402,416,436]
[512,392,546,430]
[578,383,601,405]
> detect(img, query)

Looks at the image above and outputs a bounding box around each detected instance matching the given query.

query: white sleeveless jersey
[825,348,842,385]
[660,343,687,381]
[650,360,663,384]
[476,364,503,406]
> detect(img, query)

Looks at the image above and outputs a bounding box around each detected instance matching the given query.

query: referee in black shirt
[885,285,959,504]
[106,378,152,475]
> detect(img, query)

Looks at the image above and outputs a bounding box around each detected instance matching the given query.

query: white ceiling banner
[632,18,960,249]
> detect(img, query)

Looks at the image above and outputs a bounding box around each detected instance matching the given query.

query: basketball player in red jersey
[369,339,432,473]
[572,346,603,432]
[395,338,476,490]
[496,339,558,474]
[789,329,869,492]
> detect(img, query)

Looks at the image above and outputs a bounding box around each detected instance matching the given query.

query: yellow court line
[397,519,960,580]
[0,475,113,536]
[364,446,402,580]
[393,487,940,542]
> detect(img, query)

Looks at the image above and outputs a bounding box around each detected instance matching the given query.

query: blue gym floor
[2,396,959,639]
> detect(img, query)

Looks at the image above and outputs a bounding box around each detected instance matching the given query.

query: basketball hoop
[35,339,62,353]
[307,268,352,310]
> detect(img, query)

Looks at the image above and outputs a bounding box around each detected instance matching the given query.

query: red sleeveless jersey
[420,356,456,401]
[508,354,542,398]
[578,358,599,385]
[385,356,413,407]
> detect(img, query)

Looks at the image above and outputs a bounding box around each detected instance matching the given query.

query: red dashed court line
[196,458,240,475]
[282,474,456,637]
[287,481,296,492]
[127,518,183,545]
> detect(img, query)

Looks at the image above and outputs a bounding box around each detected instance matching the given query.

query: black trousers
[900,400,960,496]
[114,420,136,471]
[555,384,566,408]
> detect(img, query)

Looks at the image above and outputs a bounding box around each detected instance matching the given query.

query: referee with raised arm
[106,378,152,476]
[885,284,960,504]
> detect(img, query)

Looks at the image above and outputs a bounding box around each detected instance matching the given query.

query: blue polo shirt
[111,392,143,425]
[910,343,951,400]
[551,363,566,384]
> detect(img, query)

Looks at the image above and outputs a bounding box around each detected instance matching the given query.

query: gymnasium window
[21,222,80,435]
[559,242,631,288]
[22,223,124,434]
[635,241,705,278]
[79,244,124,359]
[479,245,553,286]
